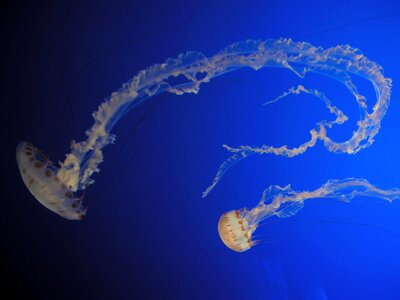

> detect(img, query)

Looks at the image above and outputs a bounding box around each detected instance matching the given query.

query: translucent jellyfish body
[218,210,257,252]
[16,142,85,220]
[218,179,400,252]
[16,38,392,219]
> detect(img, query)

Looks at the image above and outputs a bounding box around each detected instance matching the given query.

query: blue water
[3,0,400,299]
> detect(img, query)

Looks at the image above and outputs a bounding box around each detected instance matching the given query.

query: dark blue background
[2,0,400,299]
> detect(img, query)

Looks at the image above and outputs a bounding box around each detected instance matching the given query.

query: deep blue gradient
[2,0,400,299]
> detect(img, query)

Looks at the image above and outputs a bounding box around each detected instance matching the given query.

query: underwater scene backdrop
[2,0,400,299]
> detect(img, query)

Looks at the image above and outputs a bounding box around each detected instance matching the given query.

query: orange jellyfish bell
[218,210,256,252]
[16,141,86,220]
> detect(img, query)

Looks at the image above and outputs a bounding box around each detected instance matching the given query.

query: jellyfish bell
[218,210,257,252]
[16,141,86,220]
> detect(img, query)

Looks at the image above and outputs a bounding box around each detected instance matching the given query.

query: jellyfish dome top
[16,142,85,220]
[218,210,256,252]
[16,38,392,220]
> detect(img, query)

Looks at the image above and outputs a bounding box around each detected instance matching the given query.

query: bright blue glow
[7,0,400,299]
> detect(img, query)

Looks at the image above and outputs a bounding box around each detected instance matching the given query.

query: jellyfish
[218,178,400,252]
[16,142,86,220]
[16,38,392,219]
